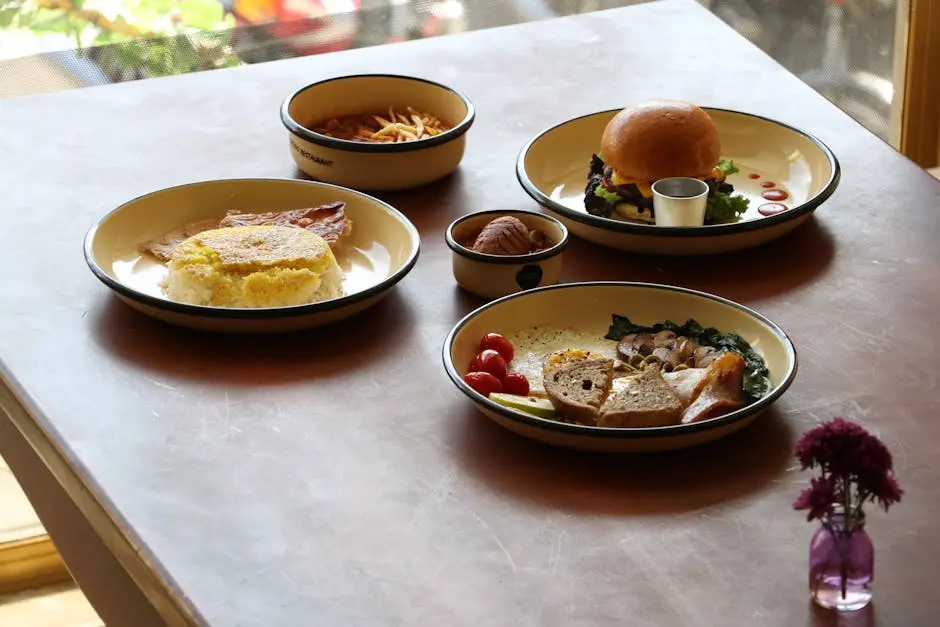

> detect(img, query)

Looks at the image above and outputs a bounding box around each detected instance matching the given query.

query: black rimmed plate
[83,178,420,334]
[516,108,840,256]
[443,282,797,453]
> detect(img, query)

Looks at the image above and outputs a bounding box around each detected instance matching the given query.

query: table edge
[0,365,199,627]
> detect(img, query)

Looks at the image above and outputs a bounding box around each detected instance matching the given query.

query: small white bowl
[445,210,569,300]
[281,74,475,191]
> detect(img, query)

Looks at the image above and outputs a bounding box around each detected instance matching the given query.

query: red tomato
[477,349,508,379]
[468,353,483,372]
[480,333,514,361]
[502,373,530,396]
[463,372,503,397]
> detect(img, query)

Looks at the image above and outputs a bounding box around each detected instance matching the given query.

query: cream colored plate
[84,178,420,333]
[443,282,798,453]
[516,108,840,256]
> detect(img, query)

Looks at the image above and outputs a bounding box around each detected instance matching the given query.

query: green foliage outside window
[0,0,243,78]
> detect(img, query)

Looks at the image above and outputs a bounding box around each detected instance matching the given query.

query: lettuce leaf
[705,191,749,223]
[594,185,624,204]
[717,159,739,176]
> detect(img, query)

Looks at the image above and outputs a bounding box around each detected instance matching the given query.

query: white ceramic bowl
[443,282,798,453]
[84,178,420,334]
[281,74,475,191]
[445,210,569,300]
[516,107,840,256]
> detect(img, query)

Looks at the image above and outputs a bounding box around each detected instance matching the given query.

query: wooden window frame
[899,0,940,168]
[0,535,70,594]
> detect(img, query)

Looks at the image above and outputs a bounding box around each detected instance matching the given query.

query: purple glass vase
[808,509,874,611]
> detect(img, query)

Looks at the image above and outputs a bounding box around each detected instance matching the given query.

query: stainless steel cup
[652,177,710,227]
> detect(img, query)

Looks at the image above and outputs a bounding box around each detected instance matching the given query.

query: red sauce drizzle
[760,181,776,188]
[748,173,761,179]
[761,189,789,201]
[758,203,788,216]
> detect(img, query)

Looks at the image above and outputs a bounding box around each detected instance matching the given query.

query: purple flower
[794,476,837,522]
[795,417,879,476]
[793,417,903,521]
[869,474,904,511]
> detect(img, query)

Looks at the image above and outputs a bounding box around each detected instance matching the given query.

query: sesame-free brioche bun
[600,100,721,182]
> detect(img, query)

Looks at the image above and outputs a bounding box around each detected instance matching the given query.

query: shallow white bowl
[443,282,798,453]
[516,107,840,256]
[84,178,420,334]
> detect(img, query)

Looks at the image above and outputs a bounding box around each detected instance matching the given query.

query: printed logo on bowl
[516,265,543,290]
[291,139,334,168]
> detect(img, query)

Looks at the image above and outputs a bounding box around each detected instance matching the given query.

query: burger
[584,100,749,225]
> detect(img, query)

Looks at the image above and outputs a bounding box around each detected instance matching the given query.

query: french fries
[311,106,451,143]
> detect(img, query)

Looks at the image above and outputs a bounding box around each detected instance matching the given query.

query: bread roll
[601,99,720,182]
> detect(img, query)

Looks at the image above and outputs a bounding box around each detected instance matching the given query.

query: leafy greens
[588,157,749,223]
[593,185,624,204]
[706,192,750,223]
[717,159,739,176]
[604,314,771,402]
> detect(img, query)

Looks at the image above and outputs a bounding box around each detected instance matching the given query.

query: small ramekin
[280,74,475,191]
[445,210,569,300]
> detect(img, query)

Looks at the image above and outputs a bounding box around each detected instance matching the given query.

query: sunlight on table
[0,584,103,627]
[0,456,44,545]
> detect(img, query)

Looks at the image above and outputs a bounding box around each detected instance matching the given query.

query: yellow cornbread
[164,225,344,308]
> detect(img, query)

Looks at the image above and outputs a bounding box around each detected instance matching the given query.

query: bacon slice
[140,202,352,262]
[141,218,222,262]
[220,202,351,246]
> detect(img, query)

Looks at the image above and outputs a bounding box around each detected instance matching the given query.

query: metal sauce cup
[652,177,710,227]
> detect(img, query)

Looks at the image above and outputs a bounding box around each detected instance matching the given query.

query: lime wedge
[488,393,556,419]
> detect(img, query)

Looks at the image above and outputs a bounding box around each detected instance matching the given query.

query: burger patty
[584,154,734,220]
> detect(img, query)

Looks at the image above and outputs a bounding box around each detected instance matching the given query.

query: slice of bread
[597,364,683,428]
[543,358,614,425]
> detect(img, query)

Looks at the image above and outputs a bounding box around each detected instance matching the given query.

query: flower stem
[842,473,851,599]
[840,555,848,599]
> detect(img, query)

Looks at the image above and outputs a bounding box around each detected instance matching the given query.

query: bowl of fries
[281,74,475,191]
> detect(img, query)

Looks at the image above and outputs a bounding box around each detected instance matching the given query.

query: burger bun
[600,100,721,182]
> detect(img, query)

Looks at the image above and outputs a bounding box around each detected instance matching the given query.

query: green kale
[604,315,771,401]
[705,191,750,224]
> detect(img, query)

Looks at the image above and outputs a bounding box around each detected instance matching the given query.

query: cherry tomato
[480,333,514,361]
[477,349,508,379]
[502,372,530,396]
[464,372,503,397]
[468,353,483,372]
